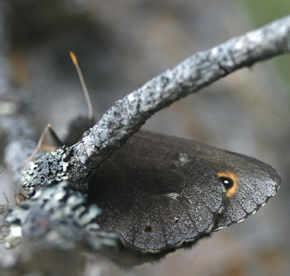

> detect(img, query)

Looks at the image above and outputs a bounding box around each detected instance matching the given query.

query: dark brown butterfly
[87,130,280,262]
[41,53,281,265]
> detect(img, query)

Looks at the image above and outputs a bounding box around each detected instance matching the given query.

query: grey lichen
[23,147,71,197]
[5,182,120,252]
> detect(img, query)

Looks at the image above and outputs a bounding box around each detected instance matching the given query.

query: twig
[64,16,290,189]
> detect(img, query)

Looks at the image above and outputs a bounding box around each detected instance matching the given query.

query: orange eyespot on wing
[217,171,239,199]
[144,226,154,233]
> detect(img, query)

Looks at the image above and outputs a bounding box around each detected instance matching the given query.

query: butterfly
[12,53,281,267]
[87,130,280,264]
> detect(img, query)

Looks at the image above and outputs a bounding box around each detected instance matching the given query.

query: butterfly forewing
[133,131,281,230]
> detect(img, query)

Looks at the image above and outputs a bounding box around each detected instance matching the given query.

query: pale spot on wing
[165,192,180,200]
[177,153,191,165]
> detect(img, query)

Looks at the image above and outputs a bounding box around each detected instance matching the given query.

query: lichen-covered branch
[66,16,290,189]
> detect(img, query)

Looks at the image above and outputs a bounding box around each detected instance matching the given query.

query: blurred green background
[244,0,290,94]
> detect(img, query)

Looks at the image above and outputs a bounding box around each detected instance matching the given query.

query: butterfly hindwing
[88,131,224,252]
[88,130,280,252]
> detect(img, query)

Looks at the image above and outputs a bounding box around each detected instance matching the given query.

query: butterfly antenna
[70,51,94,120]
[22,124,62,170]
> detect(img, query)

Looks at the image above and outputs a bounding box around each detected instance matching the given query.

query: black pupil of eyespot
[144,226,153,232]
[219,177,234,189]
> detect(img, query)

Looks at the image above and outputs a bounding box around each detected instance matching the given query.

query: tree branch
[63,15,290,190]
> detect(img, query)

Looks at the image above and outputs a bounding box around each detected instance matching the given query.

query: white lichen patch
[4,224,22,249]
